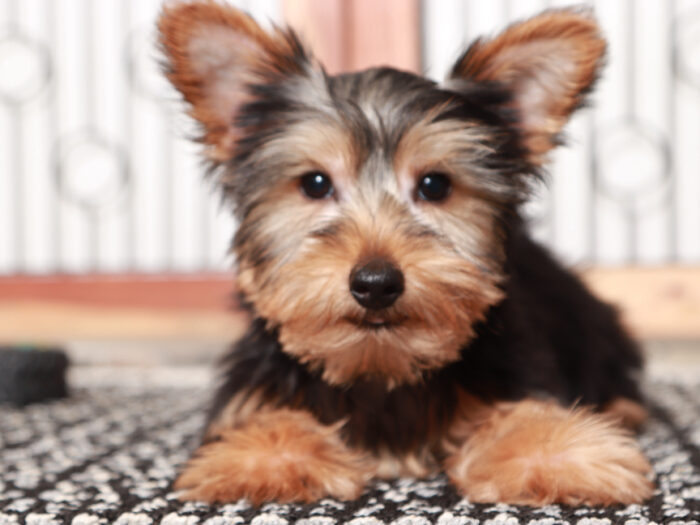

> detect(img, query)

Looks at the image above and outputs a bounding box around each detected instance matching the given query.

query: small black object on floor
[0,346,69,406]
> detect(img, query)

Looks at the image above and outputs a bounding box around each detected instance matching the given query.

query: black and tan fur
[159,1,653,506]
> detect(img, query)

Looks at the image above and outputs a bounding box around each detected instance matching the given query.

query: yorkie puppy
[159,1,653,506]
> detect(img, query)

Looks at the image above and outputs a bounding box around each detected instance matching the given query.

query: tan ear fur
[450,9,606,164]
[158,1,309,161]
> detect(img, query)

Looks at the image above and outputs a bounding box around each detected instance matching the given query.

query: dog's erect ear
[449,9,606,164]
[158,1,315,161]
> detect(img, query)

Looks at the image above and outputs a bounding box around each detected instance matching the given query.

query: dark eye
[300,172,334,199]
[416,172,451,202]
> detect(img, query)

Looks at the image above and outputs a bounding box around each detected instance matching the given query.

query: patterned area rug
[1,380,699,525]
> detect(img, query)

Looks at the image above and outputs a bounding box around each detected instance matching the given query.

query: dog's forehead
[322,68,507,162]
[329,68,437,108]
[313,68,461,182]
[311,68,514,188]
[327,67,443,139]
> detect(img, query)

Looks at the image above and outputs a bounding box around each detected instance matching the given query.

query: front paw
[446,400,654,506]
[175,409,369,504]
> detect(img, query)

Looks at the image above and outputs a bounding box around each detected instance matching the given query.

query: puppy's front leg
[175,409,370,504]
[445,399,653,506]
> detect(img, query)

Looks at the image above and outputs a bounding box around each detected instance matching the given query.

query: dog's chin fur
[279,320,477,388]
[159,1,653,507]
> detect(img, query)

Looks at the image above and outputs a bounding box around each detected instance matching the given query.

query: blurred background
[0,0,698,378]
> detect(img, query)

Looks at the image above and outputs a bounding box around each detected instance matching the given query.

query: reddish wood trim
[1,268,700,340]
[2,267,700,339]
[284,0,348,74]
[0,273,236,311]
[346,0,420,73]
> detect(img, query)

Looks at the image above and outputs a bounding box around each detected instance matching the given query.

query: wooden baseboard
[0,268,698,341]
[0,273,236,310]
[582,266,700,340]
[0,274,246,342]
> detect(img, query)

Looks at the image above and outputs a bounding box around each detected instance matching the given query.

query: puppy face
[159,3,605,387]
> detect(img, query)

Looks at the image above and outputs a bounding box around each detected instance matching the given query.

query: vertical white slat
[547,111,593,266]
[675,0,700,261]
[632,0,671,264]
[591,0,630,265]
[676,89,700,261]
[421,0,466,81]
[93,0,129,272]
[54,0,91,273]
[0,2,17,273]
[12,0,48,273]
[0,103,12,273]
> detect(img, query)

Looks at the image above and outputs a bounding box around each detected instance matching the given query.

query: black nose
[349,258,405,310]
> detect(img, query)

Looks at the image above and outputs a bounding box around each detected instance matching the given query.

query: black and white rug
[1,378,699,524]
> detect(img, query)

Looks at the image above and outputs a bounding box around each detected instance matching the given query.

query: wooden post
[283,0,421,74]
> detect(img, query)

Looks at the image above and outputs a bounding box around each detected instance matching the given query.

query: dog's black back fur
[208,219,643,454]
